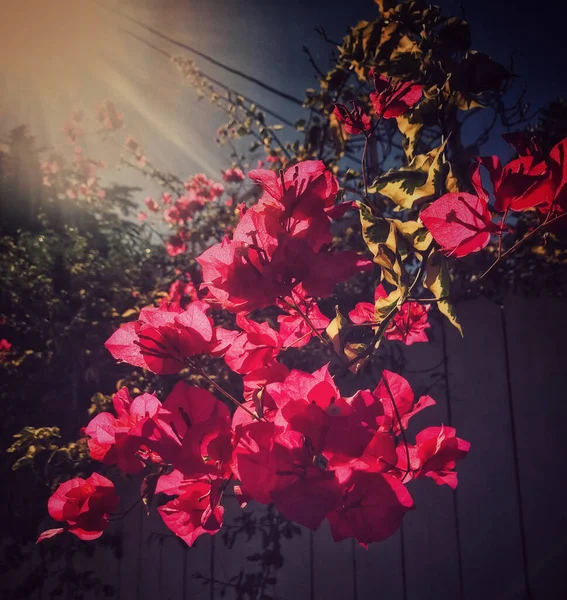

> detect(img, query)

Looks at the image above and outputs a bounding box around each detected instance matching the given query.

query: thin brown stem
[278,296,334,352]
[479,210,567,280]
[382,376,412,483]
[109,496,144,520]
[345,303,399,368]
[498,208,509,260]
[361,135,369,198]
[188,361,260,421]
[282,330,313,350]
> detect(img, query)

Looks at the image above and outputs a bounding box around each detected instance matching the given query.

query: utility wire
[95,0,308,108]
[122,29,361,166]
[122,29,298,129]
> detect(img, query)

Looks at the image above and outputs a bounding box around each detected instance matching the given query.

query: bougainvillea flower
[249,160,338,210]
[248,160,338,251]
[156,382,230,443]
[198,235,360,313]
[420,192,498,257]
[473,155,555,213]
[144,197,159,212]
[277,284,330,348]
[37,473,119,542]
[85,389,165,474]
[471,134,567,213]
[372,370,436,434]
[327,471,414,546]
[355,431,398,473]
[184,173,224,199]
[269,461,342,530]
[546,137,567,213]
[145,382,232,478]
[164,276,198,309]
[165,230,188,257]
[158,480,224,547]
[369,70,423,119]
[197,237,281,312]
[242,361,290,404]
[231,421,283,503]
[265,364,371,461]
[408,426,471,489]
[223,313,281,375]
[349,285,430,345]
[198,161,363,312]
[222,167,245,183]
[333,103,371,136]
[97,100,123,132]
[250,429,343,530]
[386,302,431,345]
[105,301,214,374]
[500,132,542,157]
[0,338,11,352]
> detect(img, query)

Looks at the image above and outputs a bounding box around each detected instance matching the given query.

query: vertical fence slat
[157,524,186,600]
[118,495,143,600]
[354,529,404,600]
[87,520,122,600]
[212,496,278,600]
[182,524,213,598]
[137,507,162,600]
[399,321,461,600]
[312,520,354,600]
[273,522,311,600]
[445,298,526,600]
[504,295,567,600]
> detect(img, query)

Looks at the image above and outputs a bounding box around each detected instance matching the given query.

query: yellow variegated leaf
[369,138,449,209]
[424,251,463,335]
[374,0,402,14]
[396,220,433,254]
[358,203,395,256]
[439,81,484,111]
[451,91,484,111]
[375,245,404,286]
[396,113,423,162]
[437,300,463,335]
[358,203,405,285]
[377,22,397,54]
[445,164,460,193]
[375,285,403,323]
[391,33,421,65]
[328,110,346,159]
[395,96,437,161]
[423,251,449,298]
[344,342,370,374]
[325,306,349,354]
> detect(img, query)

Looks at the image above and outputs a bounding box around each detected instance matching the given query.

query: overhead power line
[96,1,307,108]
[122,29,298,129]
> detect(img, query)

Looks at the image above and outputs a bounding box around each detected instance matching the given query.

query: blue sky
[1,0,565,207]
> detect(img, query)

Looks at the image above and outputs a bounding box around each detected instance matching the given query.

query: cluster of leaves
[0,124,172,598]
